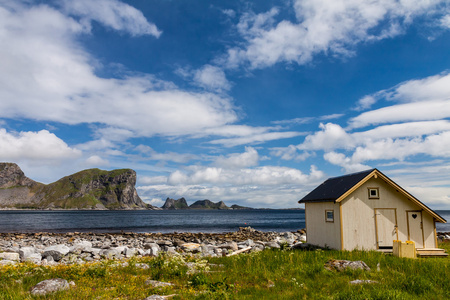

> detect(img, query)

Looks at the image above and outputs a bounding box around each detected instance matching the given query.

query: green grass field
[1,241,449,299]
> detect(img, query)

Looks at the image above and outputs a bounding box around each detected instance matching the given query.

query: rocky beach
[1,228,449,267]
[0,227,309,266]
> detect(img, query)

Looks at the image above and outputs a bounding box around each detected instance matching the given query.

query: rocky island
[0,163,157,210]
[161,197,253,210]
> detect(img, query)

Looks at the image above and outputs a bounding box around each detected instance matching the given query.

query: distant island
[0,162,302,211]
[161,197,252,210]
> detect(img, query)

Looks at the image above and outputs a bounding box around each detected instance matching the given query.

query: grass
[1,241,449,299]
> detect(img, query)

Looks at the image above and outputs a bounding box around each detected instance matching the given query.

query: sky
[1,0,450,209]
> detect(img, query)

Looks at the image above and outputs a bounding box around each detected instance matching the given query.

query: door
[375,208,397,249]
[407,211,424,248]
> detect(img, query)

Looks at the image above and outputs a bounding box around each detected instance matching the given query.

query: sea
[0,210,449,233]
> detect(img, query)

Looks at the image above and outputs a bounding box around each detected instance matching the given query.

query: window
[325,210,334,222]
[368,187,379,199]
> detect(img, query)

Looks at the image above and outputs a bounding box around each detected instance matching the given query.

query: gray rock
[24,253,42,264]
[325,260,371,272]
[124,247,137,258]
[220,242,238,251]
[144,296,167,300]
[19,246,37,260]
[30,278,69,296]
[265,241,281,249]
[0,252,20,261]
[43,245,70,261]
[0,259,17,265]
[70,241,92,253]
[350,279,378,285]
[100,248,121,259]
[144,280,174,288]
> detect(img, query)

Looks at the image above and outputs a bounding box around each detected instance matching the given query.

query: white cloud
[209,131,305,147]
[135,145,198,164]
[0,2,238,138]
[61,0,161,37]
[224,0,447,68]
[299,123,353,150]
[270,145,312,161]
[85,155,110,167]
[323,152,371,173]
[193,65,231,91]
[0,128,81,162]
[442,14,450,28]
[138,165,325,208]
[214,147,259,169]
[349,100,450,129]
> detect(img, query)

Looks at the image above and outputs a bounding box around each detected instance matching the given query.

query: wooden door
[375,208,397,249]
[407,211,424,248]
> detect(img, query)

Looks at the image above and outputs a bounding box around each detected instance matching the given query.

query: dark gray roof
[299,169,376,203]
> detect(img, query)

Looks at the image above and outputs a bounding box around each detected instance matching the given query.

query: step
[416,248,448,257]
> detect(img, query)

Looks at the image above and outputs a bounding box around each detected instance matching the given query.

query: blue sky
[1,0,450,209]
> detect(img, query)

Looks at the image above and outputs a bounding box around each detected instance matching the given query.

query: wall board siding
[340,177,436,250]
[305,202,341,249]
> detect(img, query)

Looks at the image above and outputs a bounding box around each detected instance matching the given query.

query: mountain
[0,162,158,210]
[189,199,229,209]
[161,197,189,209]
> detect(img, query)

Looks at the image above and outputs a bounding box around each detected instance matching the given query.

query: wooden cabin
[299,169,447,256]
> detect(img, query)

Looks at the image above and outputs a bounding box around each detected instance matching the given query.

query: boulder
[144,280,174,288]
[30,278,69,296]
[70,241,92,253]
[325,260,371,272]
[43,245,70,261]
[19,246,37,260]
[0,252,20,261]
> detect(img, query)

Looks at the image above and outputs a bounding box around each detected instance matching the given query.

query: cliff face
[162,197,189,209]
[0,163,156,210]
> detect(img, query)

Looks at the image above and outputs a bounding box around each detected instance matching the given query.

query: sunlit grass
[1,241,449,299]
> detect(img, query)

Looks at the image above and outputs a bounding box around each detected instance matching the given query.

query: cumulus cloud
[61,0,162,37]
[0,2,238,138]
[214,147,259,169]
[223,0,447,69]
[138,165,325,208]
[193,65,231,91]
[0,128,81,162]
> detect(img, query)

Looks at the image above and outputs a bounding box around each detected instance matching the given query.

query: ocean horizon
[0,209,449,233]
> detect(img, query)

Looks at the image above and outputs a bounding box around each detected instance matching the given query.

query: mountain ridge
[0,162,158,210]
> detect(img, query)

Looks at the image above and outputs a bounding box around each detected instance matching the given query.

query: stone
[19,246,37,260]
[325,260,371,272]
[144,296,167,300]
[24,253,42,264]
[220,242,238,251]
[30,278,69,296]
[124,247,137,258]
[0,260,17,265]
[350,279,378,285]
[43,245,70,261]
[100,248,121,259]
[144,280,174,288]
[181,243,201,252]
[265,241,281,249]
[70,241,92,253]
[0,252,20,261]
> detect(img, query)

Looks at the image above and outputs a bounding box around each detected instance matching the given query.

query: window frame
[325,210,334,223]
[368,187,380,199]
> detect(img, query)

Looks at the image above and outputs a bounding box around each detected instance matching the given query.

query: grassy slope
[32,169,132,209]
[1,241,449,299]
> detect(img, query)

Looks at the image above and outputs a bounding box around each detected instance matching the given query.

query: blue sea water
[0,209,448,233]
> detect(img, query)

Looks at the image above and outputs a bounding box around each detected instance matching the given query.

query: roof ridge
[326,168,376,181]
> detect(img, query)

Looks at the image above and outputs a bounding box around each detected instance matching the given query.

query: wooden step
[416,248,448,257]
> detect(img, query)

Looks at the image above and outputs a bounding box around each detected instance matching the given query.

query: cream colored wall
[340,177,436,250]
[305,202,341,250]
